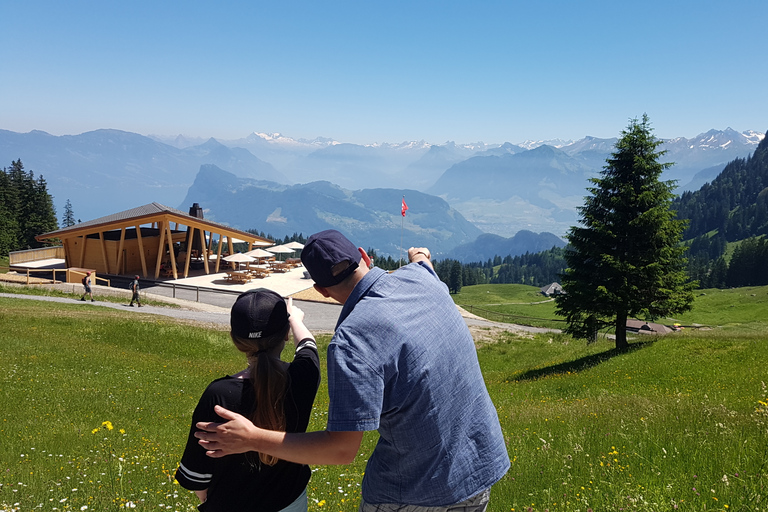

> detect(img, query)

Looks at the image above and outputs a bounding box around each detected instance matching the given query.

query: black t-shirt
[175,339,320,512]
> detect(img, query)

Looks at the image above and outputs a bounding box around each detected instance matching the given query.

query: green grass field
[453,283,768,334]
[2,285,767,511]
[452,284,564,329]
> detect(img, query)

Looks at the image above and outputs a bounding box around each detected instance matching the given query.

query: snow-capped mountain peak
[517,139,574,150]
[743,130,765,144]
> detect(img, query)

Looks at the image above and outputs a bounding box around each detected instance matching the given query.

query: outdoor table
[226,271,253,284]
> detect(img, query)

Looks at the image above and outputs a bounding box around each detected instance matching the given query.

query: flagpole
[400,196,404,267]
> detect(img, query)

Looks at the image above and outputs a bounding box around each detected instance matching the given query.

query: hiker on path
[129,275,142,307]
[80,271,94,302]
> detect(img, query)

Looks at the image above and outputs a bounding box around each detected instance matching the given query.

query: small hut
[625,319,674,335]
[540,282,564,296]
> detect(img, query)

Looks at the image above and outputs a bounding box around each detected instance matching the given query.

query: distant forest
[369,247,567,294]
[0,160,58,257]
[675,133,768,288]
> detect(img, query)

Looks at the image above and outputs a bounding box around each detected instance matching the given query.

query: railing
[9,268,66,285]
[145,281,240,302]
[458,304,567,326]
[2,267,231,304]
[6,268,110,288]
[9,246,65,264]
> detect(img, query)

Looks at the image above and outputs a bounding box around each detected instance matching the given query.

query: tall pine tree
[0,169,20,256]
[62,199,76,227]
[555,115,695,348]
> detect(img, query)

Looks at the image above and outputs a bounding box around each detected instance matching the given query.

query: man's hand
[408,247,433,268]
[195,405,262,457]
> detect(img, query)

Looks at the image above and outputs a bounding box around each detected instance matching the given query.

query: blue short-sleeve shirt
[326,263,509,506]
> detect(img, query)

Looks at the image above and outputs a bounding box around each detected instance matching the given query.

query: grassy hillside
[453,283,768,333]
[452,283,564,329]
[2,293,767,511]
[485,329,767,510]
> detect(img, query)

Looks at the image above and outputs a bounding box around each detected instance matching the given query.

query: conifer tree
[62,199,76,227]
[555,115,695,348]
[448,260,463,294]
[0,169,20,256]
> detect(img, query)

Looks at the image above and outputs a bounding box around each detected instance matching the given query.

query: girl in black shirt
[176,289,320,511]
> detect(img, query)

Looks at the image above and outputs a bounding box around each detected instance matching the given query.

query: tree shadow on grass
[509,339,655,382]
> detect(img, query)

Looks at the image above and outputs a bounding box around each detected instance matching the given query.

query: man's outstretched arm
[195,405,363,465]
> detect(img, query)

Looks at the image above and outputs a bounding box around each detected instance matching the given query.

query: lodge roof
[36,202,269,243]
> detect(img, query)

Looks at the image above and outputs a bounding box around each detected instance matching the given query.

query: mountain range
[1,126,763,260]
[181,164,483,258]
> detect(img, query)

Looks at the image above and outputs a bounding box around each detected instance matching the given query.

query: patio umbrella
[222,252,255,270]
[245,248,274,265]
[245,248,274,259]
[284,241,305,250]
[265,245,296,261]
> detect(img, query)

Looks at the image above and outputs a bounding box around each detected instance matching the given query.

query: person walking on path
[176,290,321,512]
[129,275,142,307]
[80,271,94,302]
[195,230,509,511]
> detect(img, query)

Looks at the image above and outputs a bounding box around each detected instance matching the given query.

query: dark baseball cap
[230,288,289,340]
[301,229,360,287]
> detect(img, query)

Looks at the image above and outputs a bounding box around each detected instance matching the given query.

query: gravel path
[1,284,558,338]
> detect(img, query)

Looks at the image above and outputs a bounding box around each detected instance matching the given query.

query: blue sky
[2,0,766,145]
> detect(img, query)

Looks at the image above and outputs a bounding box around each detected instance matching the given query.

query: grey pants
[359,488,490,512]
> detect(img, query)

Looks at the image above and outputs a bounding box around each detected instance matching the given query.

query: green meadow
[453,284,564,329]
[1,285,767,511]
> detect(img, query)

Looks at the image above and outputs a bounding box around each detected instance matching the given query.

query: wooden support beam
[227,236,235,270]
[136,225,148,277]
[165,221,177,280]
[116,228,126,275]
[154,221,167,279]
[215,232,224,273]
[78,235,87,268]
[98,231,110,274]
[198,227,210,274]
[183,226,193,278]
[63,237,71,268]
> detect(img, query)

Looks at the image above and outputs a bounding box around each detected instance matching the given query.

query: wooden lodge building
[35,202,273,280]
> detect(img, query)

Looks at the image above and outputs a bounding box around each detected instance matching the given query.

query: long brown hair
[231,323,291,465]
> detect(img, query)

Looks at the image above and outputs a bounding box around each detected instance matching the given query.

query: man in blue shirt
[196,230,509,511]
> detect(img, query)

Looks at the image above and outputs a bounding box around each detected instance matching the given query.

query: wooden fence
[9,246,66,265]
